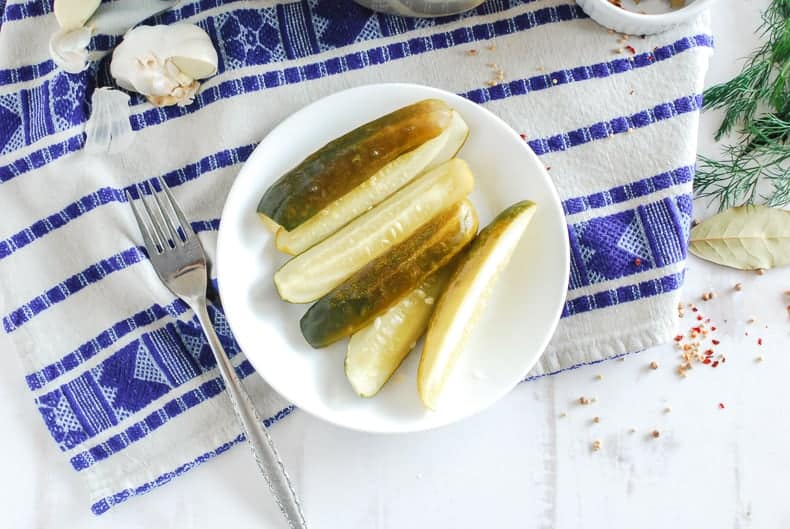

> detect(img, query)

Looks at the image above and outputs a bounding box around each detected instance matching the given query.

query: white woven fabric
[0,0,711,514]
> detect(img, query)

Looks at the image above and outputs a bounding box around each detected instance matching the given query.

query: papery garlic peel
[49,26,93,73]
[110,24,218,107]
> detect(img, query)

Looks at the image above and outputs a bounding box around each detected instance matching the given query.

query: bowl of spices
[575,0,717,35]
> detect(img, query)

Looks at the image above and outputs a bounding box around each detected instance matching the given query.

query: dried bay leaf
[689,205,790,270]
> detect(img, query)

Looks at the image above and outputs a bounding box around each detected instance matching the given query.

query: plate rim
[216,82,570,434]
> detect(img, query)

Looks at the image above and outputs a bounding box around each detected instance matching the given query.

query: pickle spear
[418,201,537,410]
[258,99,456,232]
[274,159,475,303]
[345,264,455,397]
[300,199,478,349]
[276,110,469,255]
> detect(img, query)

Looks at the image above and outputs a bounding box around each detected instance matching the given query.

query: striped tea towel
[0,0,712,515]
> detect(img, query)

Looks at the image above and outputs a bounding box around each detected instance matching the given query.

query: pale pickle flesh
[276,111,469,255]
[345,266,454,397]
[274,159,475,303]
[418,201,537,409]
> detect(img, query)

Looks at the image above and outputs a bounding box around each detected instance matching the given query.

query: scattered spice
[718,402,725,409]
[629,427,637,434]
[758,338,763,346]
[756,355,764,363]
[579,396,591,405]
[545,166,552,171]
[756,268,766,275]
[519,133,527,140]
[701,291,715,301]
[634,258,642,266]
[649,361,659,369]
[596,374,604,381]
[559,412,567,418]
[747,317,756,324]
[651,430,660,439]
[466,49,478,56]
[486,43,496,51]
[734,282,743,291]
[593,416,601,423]
[592,440,602,451]
[624,45,636,55]
[664,406,672,413]
[629,89,635,95]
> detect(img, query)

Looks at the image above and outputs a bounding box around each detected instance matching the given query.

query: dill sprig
[695,0,790,210]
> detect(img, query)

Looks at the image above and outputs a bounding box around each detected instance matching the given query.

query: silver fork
[125,178,307,529]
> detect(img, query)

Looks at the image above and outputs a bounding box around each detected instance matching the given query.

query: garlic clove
[110,24,218,107]
[49,26,93,73]
[54,0,101,30]
[171,56,217,80]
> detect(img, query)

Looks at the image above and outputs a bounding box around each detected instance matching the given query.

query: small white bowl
[575,0,716,35]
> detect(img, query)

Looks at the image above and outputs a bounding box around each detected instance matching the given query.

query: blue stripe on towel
[461,34,713,104]
[527,94,703,155]
[88,404,295,515]
[2,219,219,333]
[561,165,695,215]
[562,270,686,318]
[0,145,253,261]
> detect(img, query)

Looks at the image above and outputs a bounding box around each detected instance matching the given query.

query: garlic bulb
[54,0,101,30]
[110,24,218,107]
[49,26,93,74]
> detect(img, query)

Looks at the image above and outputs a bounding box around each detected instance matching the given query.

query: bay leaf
[688,205,790,270]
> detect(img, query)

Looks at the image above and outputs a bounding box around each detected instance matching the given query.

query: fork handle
[193,299,308,529]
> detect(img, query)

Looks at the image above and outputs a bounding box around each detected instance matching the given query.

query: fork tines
[125,177,195,255]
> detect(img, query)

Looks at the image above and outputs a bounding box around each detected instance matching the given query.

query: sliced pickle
[345,265,454,397]
[275,110,469,255]
[274,159,474,303]
[300,200,478,348]
[418,201,537,410]
[258,99,454,231]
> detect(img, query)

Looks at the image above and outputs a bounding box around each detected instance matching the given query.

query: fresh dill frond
[696,0,790,210]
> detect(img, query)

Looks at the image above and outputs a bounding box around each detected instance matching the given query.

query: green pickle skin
[300,200,478,348]
[257,99,452,231]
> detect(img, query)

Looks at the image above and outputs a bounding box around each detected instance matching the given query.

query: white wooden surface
[2,1,788,527]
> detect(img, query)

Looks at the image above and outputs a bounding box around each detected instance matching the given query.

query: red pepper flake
[703,358,711,365]
[705,318,711,323]
[711,339,720,345]
[634,258,642,266]
[692,307,698,312]
[624,45,636,55]
[704,350,714,356]
[718,402,725,409]
[519,133,527,140]
[721,357,726,363]
[758,338,763,346]
[674,335,683,342]
[696,315,703,321]
[711,326,717,331]
[545,166,552,171]
[712,361,719,368]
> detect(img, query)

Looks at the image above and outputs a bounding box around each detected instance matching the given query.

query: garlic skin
[110,24,218,107]
[49,26,93,74]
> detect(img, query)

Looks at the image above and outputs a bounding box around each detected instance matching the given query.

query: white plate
[216,83,569,433]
